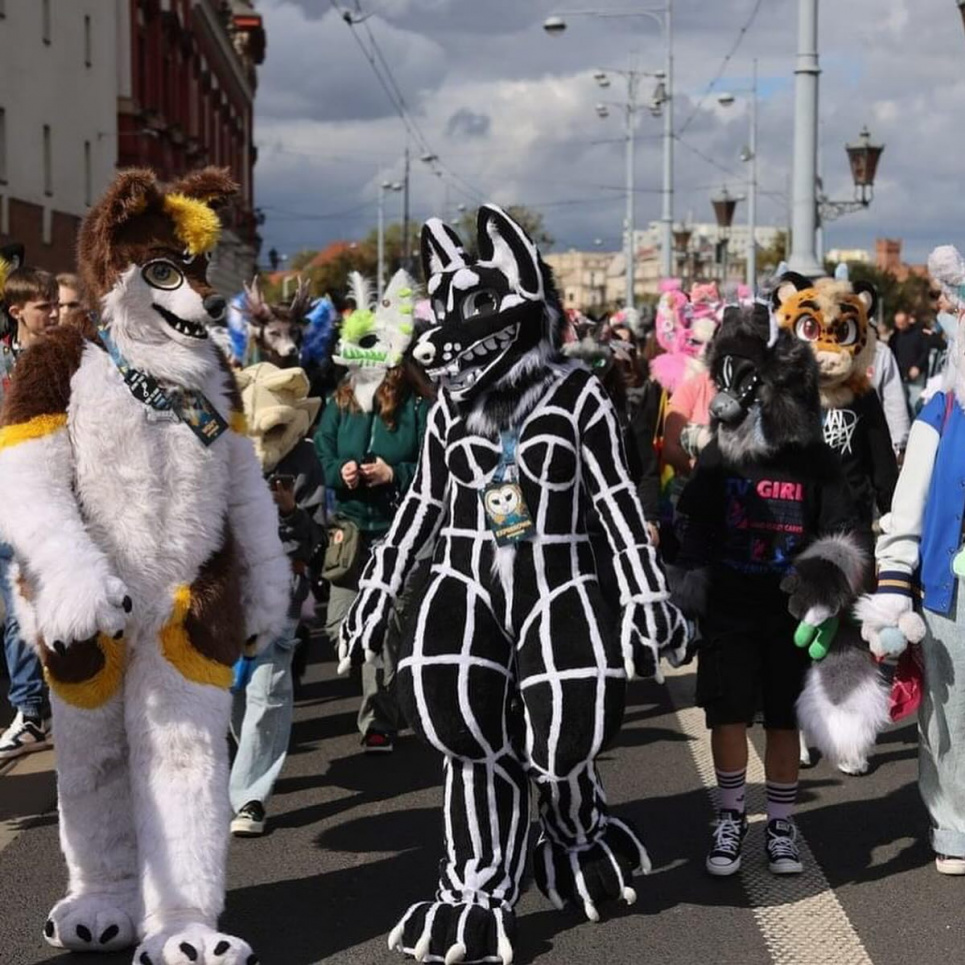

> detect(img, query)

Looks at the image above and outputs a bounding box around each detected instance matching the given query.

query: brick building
[117,0,265,292]
[0,0,265,292]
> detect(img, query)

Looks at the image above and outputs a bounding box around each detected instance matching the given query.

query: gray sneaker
[0,710,51,761]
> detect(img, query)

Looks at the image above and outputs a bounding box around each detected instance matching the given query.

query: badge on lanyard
[98,326,227,447]
[481,430,535,545]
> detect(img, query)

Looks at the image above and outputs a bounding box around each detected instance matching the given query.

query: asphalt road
[1,648,963,965]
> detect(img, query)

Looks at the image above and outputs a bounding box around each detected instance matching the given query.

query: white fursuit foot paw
[134,925,258,965]
[798,732,813,768]
[837,756,870,776]
[44,894,137,951]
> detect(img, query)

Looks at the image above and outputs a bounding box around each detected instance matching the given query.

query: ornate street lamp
[712,188,742,282]
[845,126,884,205]
[820,126,885,222]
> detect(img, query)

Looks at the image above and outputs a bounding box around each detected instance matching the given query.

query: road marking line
[667,667,874,965]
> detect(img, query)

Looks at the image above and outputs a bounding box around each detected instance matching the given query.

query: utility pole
[625,71,638,309]
[402,144,411,272]
[660,0,674,279]
[787,0,824,278]
[747,59,758,289]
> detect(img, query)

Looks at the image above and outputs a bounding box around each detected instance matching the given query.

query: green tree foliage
[757,230,789,275]
[829,261,932,329]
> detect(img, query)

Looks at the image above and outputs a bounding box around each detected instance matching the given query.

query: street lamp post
[712,187,741,283]
[544,1,675,291]
[816,126,885,223]
[718,60,759,289]
[788,0,824,278]
[377,180,403,292]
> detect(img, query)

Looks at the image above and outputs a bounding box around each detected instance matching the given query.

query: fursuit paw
[855,593,927,661]
[134,925,257,965]
[620,599,692,682]
[38,575,132,654]
[387,901,516,965]
[798,731,813,768]
[337,585,393,675]
[533,817,650,921]
[44,894,137,952]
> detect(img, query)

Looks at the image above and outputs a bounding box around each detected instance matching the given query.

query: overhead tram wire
[677,0,766,137]
[328,0,487,207]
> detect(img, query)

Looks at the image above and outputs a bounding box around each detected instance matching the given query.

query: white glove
[855,593,926,661]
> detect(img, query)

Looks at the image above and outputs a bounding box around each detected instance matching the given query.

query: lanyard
[97,326,228,447]
[495,430,519,483]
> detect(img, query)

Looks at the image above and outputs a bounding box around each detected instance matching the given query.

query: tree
[454,204,554,254]
[838,262,931,328]
[289,249,320,271]
[757,231,788,275]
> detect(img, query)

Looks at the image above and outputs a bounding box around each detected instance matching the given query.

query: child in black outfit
[675,303,865,877]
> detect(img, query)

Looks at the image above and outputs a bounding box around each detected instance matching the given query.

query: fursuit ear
[771,271,813,311]
[421,219,467,280]
[476,204,543,300]
[88,168,163,242]
[852,279,878,321]
[170,166,238,208]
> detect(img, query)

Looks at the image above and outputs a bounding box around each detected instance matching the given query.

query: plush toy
[236,362,321,473]
[332,268,416,412]
[773,270,897,538]
[0,168,290,964]
[338,205,689,965]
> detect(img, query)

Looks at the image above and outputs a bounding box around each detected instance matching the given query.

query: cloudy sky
[253,0,960,266]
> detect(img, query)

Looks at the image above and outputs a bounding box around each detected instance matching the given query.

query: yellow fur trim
[0,256,12,296]
[45,635,126,710]
[162,193,222,256]
[230,411,248,434]
[160,585,233,689]
[0,413,68,450]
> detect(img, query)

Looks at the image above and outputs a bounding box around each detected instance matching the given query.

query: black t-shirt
[822,390,897,528]
[676,438,856,611]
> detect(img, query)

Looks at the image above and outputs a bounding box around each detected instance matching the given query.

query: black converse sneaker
[706,809,748,877]
[0,710,51,761]
[765,818,804,874]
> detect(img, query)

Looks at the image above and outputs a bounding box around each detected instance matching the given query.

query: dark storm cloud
[445,108,491,139]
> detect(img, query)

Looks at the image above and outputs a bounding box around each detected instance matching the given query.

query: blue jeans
[229,619,298,812]
[0,551,47,718]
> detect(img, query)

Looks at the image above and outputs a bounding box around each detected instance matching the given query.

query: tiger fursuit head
[772,270,878,409]
[0,168,289,965]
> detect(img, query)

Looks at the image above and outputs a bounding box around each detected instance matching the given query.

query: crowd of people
[2,181,965,963]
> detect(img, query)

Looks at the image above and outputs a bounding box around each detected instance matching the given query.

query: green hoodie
[314,391,428,533]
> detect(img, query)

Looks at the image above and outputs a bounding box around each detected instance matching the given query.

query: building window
[0,109,6,184]
[41,0,50,44]
[84,15,91,67]
[84,140,91,206]
[43,124,52,196]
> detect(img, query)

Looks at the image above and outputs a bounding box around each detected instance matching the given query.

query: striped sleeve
[577,376,669,604]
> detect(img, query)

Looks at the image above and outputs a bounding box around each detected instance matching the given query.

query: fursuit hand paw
[620,599,692,683]
[855,593,927,661]
[388,900,516,965]
[37,575,132,654]
[337,585,393,675]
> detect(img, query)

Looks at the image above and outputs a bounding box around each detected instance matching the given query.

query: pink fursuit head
[651,279,721,394]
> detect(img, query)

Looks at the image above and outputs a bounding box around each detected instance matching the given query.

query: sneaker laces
[768,829,799,859]
[712,815,744,852]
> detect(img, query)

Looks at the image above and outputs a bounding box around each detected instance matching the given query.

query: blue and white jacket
[875,391,965,615]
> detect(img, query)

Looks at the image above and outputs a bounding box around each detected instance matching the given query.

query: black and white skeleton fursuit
[339,205,690,965]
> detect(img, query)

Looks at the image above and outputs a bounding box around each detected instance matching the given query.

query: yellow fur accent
[0,413,68,450]
[160,585,233,689]
[230,411,248,434]
[45,635,126,710]
[0,256,12,296]
[162,193,222,256]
